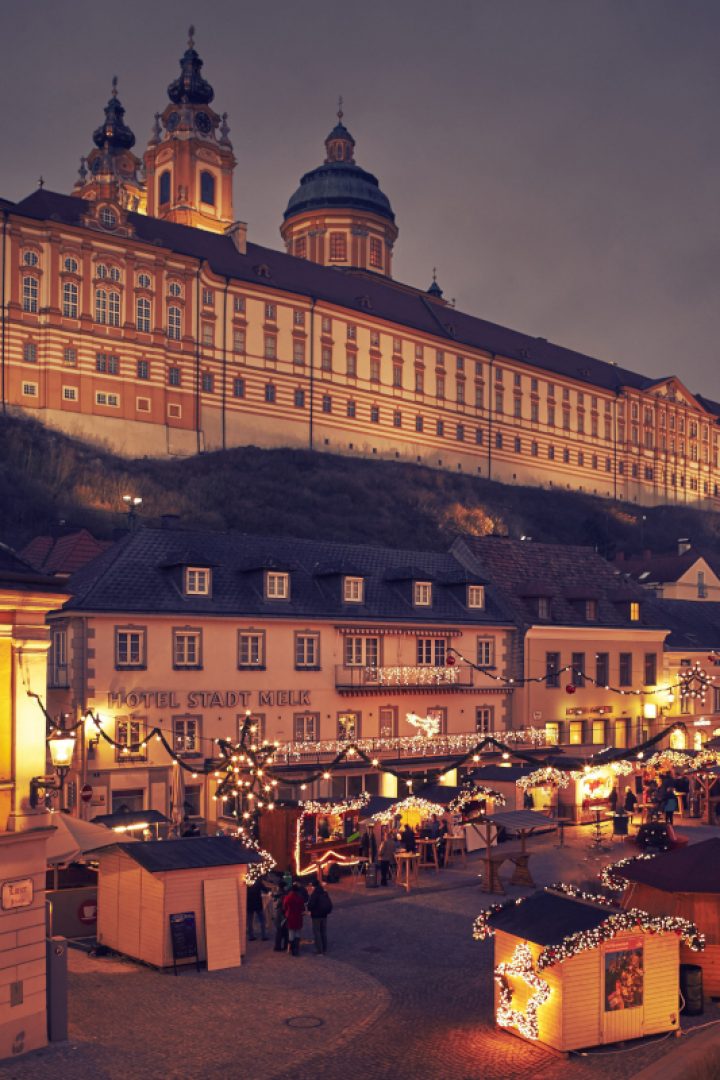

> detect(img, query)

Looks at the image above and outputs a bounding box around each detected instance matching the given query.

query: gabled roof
[0,541,69,594]
[488,889,616,945]
[646,598,720,650]
[618,549,720,586]
[620,838,720,893]
[20,528,112,576]
[9,187,711,406]
[114,836,261,872]
[60,526,511,625]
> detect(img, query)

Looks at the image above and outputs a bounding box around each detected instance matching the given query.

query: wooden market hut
[468,765,537,812]
[485,888,687,1053]
[95,836,260,970]
[619,838,720,994]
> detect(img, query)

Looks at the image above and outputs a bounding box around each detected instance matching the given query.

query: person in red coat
[282,883,306,956]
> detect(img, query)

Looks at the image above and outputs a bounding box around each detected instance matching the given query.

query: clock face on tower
[195,112,212,134]
[166,112,180,132]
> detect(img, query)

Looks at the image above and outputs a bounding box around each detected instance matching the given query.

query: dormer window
[414,581,432,607]
[185,567,211,596]
[585,599,598,621]
[265,571,289,600]
[630,601,641,622]
[343,576,364,603]
[467,585,485,609]
[99,206,117,230]
[537,597,551,620]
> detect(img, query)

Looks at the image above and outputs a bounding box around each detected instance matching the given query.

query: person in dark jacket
[246,877,270,941]
[272,882,289,952]
[283,883,306,956]
[307,879,333,954]
[624,787,638,814]
[401,824,417,853]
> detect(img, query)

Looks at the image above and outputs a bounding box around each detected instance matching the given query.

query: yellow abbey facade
[1,31,718,507]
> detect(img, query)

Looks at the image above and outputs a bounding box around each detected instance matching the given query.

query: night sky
[3,1,719,396]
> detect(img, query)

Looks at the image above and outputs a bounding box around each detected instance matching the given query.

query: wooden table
[417,837,440,872]
[480,848,534,893]
[394,851,420,892]
[444,833,467,867]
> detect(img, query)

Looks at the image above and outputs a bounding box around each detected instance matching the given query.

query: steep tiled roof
[452,535,660,629]
[646,598,720,650]
[0,541,68,593]
[20,529,112,576]
[618,549,720,586]
[10,188,686,400]
[61,527,512,625]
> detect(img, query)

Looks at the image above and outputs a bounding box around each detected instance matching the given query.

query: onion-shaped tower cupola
[73,78,146,213]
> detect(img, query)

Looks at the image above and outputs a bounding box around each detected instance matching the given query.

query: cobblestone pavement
[2,820,719,1080]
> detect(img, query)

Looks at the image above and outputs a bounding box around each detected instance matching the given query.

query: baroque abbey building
[1,32,718,507]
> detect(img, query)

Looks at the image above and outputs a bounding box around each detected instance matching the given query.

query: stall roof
[91,810,169,829]
[488,889,619,946]
[620,838,720,894]
[114,837,261,872]
[481,810,556,832]
[469,765,535,783]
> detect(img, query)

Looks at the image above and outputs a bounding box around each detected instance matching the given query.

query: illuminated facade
[0,34,718,505]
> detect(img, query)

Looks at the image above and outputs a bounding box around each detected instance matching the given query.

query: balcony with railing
[335,663,475,693]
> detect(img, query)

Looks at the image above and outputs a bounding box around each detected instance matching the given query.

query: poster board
[169,911,199,974]
[203,878,242,971]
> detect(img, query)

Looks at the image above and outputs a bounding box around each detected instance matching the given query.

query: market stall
[475,885,702,1052]
[294,794,369,878]
[476,810,555,891]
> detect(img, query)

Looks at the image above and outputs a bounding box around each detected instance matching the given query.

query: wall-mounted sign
[108,688,312,710]
[1,878,34,910]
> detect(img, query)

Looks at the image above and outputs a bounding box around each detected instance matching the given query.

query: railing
[272,730,487,765]
[334,663,474,691]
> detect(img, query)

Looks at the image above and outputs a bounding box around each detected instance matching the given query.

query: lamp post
[122,494,142,531]
[30,719,77,810]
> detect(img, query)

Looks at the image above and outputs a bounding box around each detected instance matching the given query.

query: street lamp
[30,719,77,809]
[122,494,142,530]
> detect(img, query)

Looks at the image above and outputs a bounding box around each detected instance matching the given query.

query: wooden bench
[481,848,535,893]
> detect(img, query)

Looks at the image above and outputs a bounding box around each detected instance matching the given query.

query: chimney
[678,538,691,555]
[226,220,247,255]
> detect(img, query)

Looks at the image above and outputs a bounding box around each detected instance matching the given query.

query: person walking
[246,877,270,941]
[664,787,679,826]
[283,882,306,956]
[378,828,396,886]
[307,878,333,954]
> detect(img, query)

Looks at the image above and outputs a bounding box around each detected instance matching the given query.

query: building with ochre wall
[1,33,719,507]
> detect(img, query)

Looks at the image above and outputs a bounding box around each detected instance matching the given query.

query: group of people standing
[373,814,451,886]
[246,873,333,956]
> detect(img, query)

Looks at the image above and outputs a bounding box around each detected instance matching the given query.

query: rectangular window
[136,397,150,413]
[347,399,356,418]
[22,276,38,313]
[64,347,77,366]
[545,652,560,688]
[62,384,78,402]
[379,706,398,739]
[238,631,265,668]
[416,637,446,666]
[201,372,214,393]
[233,377,245,398]
[96,353,119,374]
[475,707,494,735]
[344,636,379,667]
[233,328,246,353]
[49,627,68,688]
[322,394,332,414]
[184,567,210,595]
[264,334,277,360]
[592,719,606,745]
[293,340,305,365]
[264,303,276,321]
[571,652,585,688]
[343,576,364,603]
[202,323,214,347]
[95,392,119,407]
[322,347,333,373]
[202,288,214,307]
[173,628,202,668]
[265,384,276,403]
[137,359,149,380]
[369,237,382,267]
[136,296,151,332]
[630,601,640,622]
[545,722,560,745]
[467,585,485,609]
[413,581,432,607]
[173,715,201,757]
[644,653,657,686]
[393,365,403,388]
[293,712,319,742]
[346,351,357,377]
[168,366,181,387]
[233,295,246,314]
[569,720,584,745]
[294,388,305,408]
[115,717,147,762]
[477,637,494,667]
[457,381,465,405]
[414,369,424,393]
[538,596,551,619]
[337,711,361,740]
[115,627,146,668]
[295,632,320,669]
[415,415,423,432]
[585,599,598,621]
[265,571,289,599]
[614,719,628,748]
[596,652,609,686]
[619,652,632,686]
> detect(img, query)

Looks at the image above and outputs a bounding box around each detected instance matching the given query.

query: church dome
[283,108,395,224]
[92,78,136,151]
[167,27,214,106]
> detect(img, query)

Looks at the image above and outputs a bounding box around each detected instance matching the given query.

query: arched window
[63,256,78,273]
[369,237,383,268]
[167,305,181,340]
[100,207,117,230]
[159,170,171,205]
[63,281,78,318]
[329,233,347,261]
[22,276,38,313]
[23,251,39,267]
[108,291,120,327]
[136,297,151,333]
[95,288,107,324]
[200,171,215,206]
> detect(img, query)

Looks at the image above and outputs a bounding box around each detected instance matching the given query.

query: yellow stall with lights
[475,886,703,1053]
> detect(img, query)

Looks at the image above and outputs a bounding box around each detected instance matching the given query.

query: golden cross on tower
[188,24,195,48]
[337,95,343,122]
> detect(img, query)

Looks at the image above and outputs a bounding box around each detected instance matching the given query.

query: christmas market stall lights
[474,886,703,1053]
[293,793,370,877]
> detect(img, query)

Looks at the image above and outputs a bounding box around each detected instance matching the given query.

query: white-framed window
[233,295,245,314]
[413,581,432,607]
[202,323,214,347]
[23,250,39,267]
[475,706,494,734]
[108,291,120,326]
[63,347,77,366]
[100,207,117,230]
[95,288,107,323]
[115,626,146,668]
[337,711,360,740]
[173,628,202,668]
[264,303,276,321]
[95,392,119,407]
[184,567,211,596]
[265,571,289,599]
[62,281,78,318]
[238,631,265,668]
[467,584,485,609]
[295,632,320,669]
[416,637,446,666]
[109,266,121,283]
[22,382,38,397]
[49,627,68,687]
[264,334,277,360]
[379,706,398,738]
[477,638,494,667]
[343,576,364,603]
[202,288,214,307]
[168,403,182,419]
[293,712,318,742]
[173,714,201,756]
[344,636,379,667]
[136,296,151,332]
[137,272,151,289]
[22,276,38,313]
[169,281,182,298]
[115,716,147,761]
[23,341,37,363]
[136,397,151,413]
[96,264,108,279]
[167,304,182,340]
[233,328,245,353]
[62,386,78,402]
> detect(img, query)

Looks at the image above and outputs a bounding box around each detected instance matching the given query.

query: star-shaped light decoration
[494,941,551,1040]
